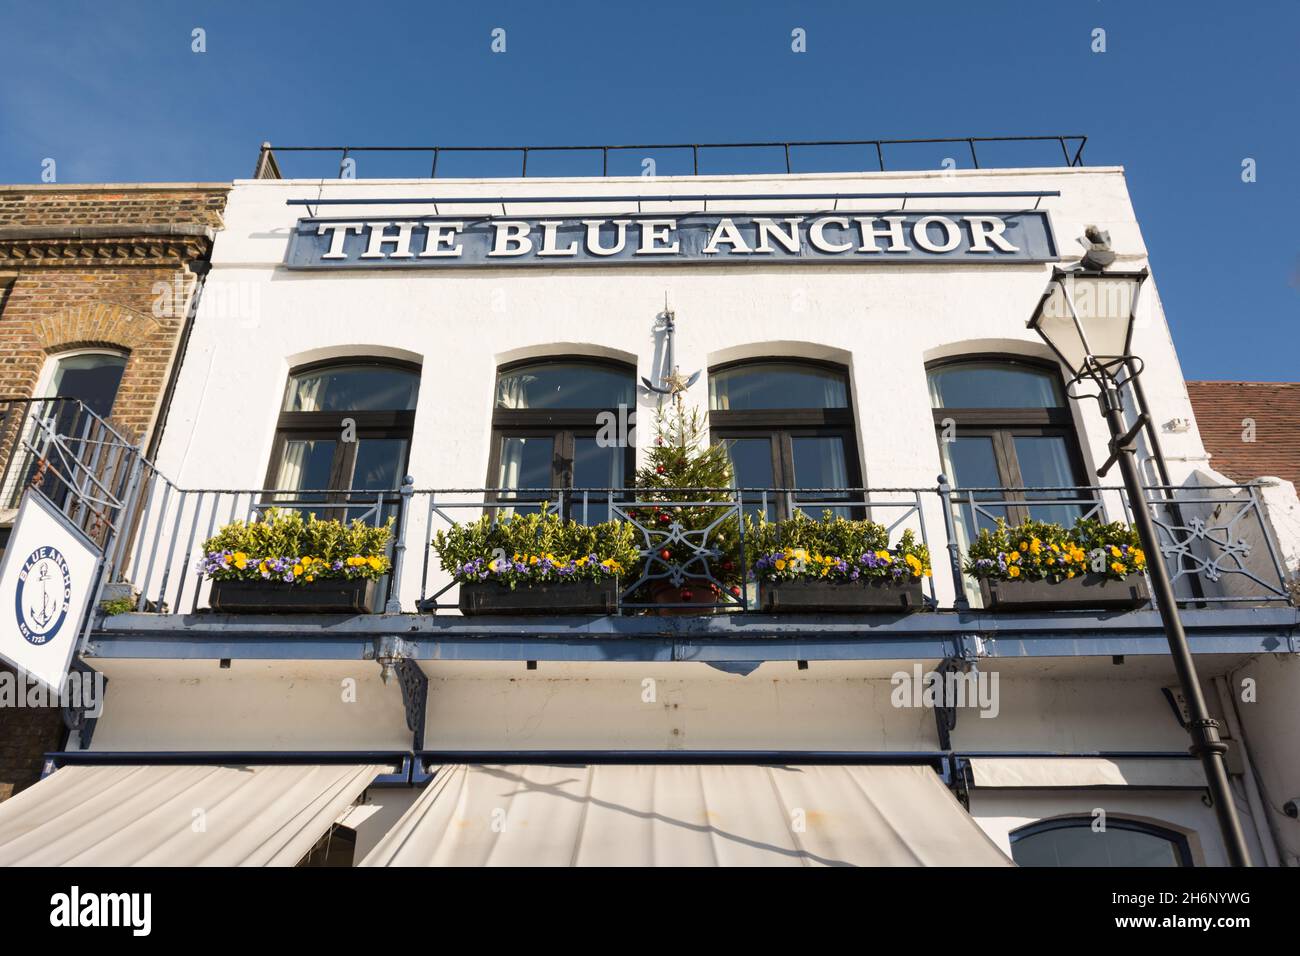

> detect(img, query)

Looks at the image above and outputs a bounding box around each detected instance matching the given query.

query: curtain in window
[494,374,534,410]
[287,375,324,413]
[275,440,308,490]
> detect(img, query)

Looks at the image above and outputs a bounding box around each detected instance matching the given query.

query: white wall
[86,660,410,751]
[146,166,1210,610]
[1229,653,1300,865]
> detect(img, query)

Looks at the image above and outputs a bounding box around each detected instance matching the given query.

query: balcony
[89,477,1298,664]
[4,397,1294,663]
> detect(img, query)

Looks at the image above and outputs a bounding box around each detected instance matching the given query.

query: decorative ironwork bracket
[932,642,980,752]
[372,636,427,750]
[394,659,428,751]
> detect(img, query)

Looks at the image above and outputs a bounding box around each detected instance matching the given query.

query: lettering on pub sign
[285,211,1058,269]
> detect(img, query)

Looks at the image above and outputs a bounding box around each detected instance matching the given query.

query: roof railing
[253,135,1088,181]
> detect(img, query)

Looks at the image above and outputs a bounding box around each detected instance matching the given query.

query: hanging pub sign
[284,211,1057,269]
[0,490,103,693]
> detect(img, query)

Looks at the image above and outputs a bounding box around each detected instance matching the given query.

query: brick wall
[0,185,227,447]
[0,186,226,802]
[0,186,226,229]
[0,665,64,802]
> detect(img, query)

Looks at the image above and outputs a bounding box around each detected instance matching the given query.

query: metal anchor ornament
[641,298,700,407]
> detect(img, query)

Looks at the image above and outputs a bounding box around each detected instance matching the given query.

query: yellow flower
[300,556,312,566]
[1110,545,1121,558]
[1067,570,1075,578]
[1029,538,1042,554]
[293,564,304,576]
[575,556,588,566]
[1111,562,1125,575]
[874,550,890,562]
[1133,548,1146,564]
[528,555,539,565]
[775,559,787,571]
[305,575,314,582]
[1007,566,1021,578]
[1009,551,1021,563]
[1019,540,1029,551]
[368,556,383,570]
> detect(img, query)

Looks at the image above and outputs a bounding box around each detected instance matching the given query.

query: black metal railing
[108,477,1291,617]
[253,134,1088,181]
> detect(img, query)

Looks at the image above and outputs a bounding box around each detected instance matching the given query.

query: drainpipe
[146,258,209,461]
[1213,675,1284,866]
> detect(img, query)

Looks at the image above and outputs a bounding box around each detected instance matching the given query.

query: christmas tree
[631,401,743,602]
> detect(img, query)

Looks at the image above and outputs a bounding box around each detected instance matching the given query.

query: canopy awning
[0,763,383,866]
[360,763,1012,867]
[968,757,1207,790]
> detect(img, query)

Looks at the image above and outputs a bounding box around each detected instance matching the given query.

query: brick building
[0,183,227,801]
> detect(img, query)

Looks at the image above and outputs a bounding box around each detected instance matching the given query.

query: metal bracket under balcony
[85,606,1300,663]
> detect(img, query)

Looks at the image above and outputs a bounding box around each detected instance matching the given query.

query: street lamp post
[1028,264,1253,867]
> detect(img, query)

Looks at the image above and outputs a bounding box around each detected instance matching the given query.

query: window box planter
[977,573,1149,612]
[458,579,619,616]
[760,578,925,613]
[209,577,378,614]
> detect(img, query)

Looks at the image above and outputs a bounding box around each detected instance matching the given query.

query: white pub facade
[2,150,1297,868]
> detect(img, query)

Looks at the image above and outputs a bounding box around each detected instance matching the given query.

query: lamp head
[1028,267,1149,382]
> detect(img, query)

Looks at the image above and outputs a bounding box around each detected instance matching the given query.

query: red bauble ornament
[659,549,671,561]
[655,465,665,475]
[679,588,694,601]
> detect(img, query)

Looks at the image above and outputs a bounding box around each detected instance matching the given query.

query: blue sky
[1,1,1295,380]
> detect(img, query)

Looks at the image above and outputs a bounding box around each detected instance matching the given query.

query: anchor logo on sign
[29,562,59,630]
[14,547,72,646]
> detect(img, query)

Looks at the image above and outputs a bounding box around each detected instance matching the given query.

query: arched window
[927,358,1089,535]
[44,350,128,420]
[265,360,419,516]
[708,359,861,519]
[1011,817,1193,867]
[488,357,636,522]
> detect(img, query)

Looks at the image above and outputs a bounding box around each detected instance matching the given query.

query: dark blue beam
[85,607,1298,662]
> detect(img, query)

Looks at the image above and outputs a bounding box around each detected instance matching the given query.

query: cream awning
[0,763,384,866]
[360,763,1012,867]
[968,757,1207,789]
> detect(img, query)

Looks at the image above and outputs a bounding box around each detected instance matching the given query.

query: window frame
[262,357,420,505]
[486,355,638,513]
[1010,815,1194,867]
[928,355,1090,525]
[707,358,863,519]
